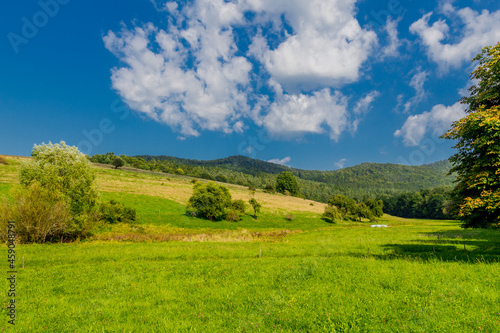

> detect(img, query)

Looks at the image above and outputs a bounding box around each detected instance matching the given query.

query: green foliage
[232,199,246,214]
[249,198,261,219]
[276,171,299,196]
[0,182,71,243]
[112,157,125,169]
[380,187,454,220]
[324,194,384,222]
[98,200,136,224]
[20,142,99,215]
[187,182,232,221]
[0,156,7,165]
[322,205,341,222]
[443,43,500,228]
[225,210,240,222]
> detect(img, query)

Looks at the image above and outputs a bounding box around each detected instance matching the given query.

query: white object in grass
[370,224,388,228]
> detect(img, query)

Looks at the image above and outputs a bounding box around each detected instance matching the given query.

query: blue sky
[1,0,499,170]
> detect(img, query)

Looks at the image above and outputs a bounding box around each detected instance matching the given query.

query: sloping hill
[137,155,455,195]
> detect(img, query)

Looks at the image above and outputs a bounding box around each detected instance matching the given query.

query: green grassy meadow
[0,157,499,332]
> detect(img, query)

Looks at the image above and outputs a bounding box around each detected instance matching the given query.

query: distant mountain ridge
[136,155,455,198]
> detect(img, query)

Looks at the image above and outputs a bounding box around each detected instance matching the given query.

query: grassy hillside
[0,155,498,332]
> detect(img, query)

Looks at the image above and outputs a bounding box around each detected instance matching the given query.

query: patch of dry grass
[92,223,300,242]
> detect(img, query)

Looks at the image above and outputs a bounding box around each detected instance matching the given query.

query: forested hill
[136,155,290,175]
[134,155,455,199]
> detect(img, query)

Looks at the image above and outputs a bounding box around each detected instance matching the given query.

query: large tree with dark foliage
[442,43,500,228]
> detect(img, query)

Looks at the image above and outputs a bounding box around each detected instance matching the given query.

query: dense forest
[90,153,455,209]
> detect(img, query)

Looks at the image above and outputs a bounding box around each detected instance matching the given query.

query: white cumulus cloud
[394,102,466,146]
[410,5,500,70]
[104,0,380,139]
[247,0,377,92]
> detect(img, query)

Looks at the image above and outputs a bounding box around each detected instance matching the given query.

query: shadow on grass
[344,229,499,263]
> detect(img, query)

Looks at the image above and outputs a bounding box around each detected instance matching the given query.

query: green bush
[187,182,232,220]
[322,205,341,222]
[0,182,71,243]
[98,200,136,224]
[225,210,240,222]
[232,200,246,214]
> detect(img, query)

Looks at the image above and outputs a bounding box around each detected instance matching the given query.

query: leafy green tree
[19,141,99,215]
[187,182,232,220]
[442,43,500,228]
[276,171,299,196]
[249,198,261,219]
[112,156,125,169]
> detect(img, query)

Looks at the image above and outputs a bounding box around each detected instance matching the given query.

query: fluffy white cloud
[247,0,377,91]
[410,5,500,70]
[394,102,466,146]
[104,0,379,139]
[103,1,252,137]
[268,156,291,165]
[262,86,349,140]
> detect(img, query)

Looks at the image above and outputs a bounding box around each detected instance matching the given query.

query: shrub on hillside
[232,199,246,214]
[322,205,341,223]
[0,156,7,165]
[187,182,232,220]
[98,200,136,224]
[0,182,71,243]
[225,210,240,222]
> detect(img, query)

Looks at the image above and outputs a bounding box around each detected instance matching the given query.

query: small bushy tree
[276,171,299,196]
[249,198,261,219]
[112,157,125,169]
[19,141,99,215]
[187,182,232,220]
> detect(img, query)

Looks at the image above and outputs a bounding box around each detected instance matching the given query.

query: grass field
[0,156,499,332]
